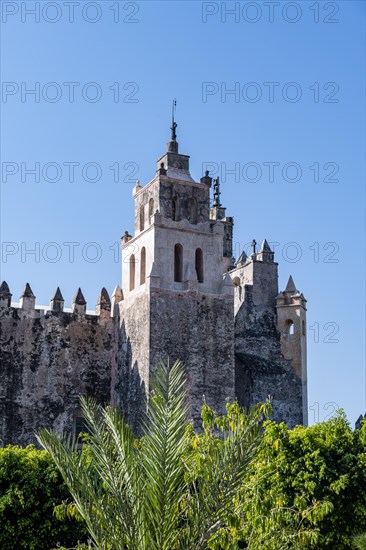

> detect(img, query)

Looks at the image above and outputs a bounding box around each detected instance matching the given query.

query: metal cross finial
[171,99,177,141]
[251,239,257,254]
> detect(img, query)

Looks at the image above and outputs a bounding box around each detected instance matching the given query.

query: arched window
[140,247,146,285]
[129,254,136,291]
[172,196,179,221]
[174,244,183,282]
[286,320,294,335]
[188,198,197,224]
[233,276,242,300]
[195,248,204,283]
[140,205,145,232]
[149,198,154,224]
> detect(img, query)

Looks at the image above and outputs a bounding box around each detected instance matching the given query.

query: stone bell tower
[276,276,308,425]
[117,119,235,427]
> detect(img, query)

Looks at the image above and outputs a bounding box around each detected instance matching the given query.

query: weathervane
[171,99,177,141]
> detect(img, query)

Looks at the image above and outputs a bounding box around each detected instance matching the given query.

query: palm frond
[141,359,189,550]
[37,361,267,550]
[183,402,267,549]
[37,398,139,550]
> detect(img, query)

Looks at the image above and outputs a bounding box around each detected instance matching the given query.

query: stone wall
[234,284,303,427]
[149,288,235,425]
[158,176,210,223]
[117,291,149,432]
[0,306,115,446]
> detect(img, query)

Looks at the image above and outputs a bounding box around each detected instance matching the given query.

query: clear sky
[1,0,365,426]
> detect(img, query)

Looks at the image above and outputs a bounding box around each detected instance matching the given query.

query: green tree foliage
[35,361,366,549]
[187,401,329,550]
[240,413,366,549]
[182,399,272,549]
[37,360,270,549]
[0,444,88,550]
[353,533,366,550]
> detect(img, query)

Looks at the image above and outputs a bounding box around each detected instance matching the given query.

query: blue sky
[1,0,365,425]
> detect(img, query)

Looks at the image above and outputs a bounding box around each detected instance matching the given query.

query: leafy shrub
[0,444,88,550]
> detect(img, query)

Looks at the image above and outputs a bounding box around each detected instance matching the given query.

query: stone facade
[0,126,308,446]
[0,290,115,446]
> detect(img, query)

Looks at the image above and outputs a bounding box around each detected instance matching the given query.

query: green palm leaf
[141,359,188,550]
[37,360,189,550]
[37,360,267,549]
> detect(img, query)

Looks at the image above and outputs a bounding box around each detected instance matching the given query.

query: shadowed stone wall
[234,284,303,427]
[0,305,115,445]
[149,289,235,425]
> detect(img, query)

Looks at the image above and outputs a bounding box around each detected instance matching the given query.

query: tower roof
[72,288,86,305]
[285,275,297,293]
[96,287,111,308]
[112,284,123,303]
[0,281,11,295]
[51,287,64,301]
[260,239,272,253]
[20,283,35,298]
[236,250,247,266]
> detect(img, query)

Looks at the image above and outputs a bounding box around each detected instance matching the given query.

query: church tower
[276,276,308,425]
[230,241,307,427]
[118,119,235,426]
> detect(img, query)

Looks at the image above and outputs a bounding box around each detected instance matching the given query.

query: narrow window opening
[140,247,146,285]
[174,244,183,282]
[130,254,136,291]
[140,205,145,231]
[188,198,197,224]
[233,276,242,300]
[172,197,179,221]
[149,198,154,224]
[195,248,204,283]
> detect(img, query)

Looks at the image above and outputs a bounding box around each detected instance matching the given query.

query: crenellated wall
[0,284,118,446]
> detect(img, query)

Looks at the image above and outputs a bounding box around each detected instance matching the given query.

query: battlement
[229,239,279,314]
[0,281,124,320]
[0,281,119,446]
